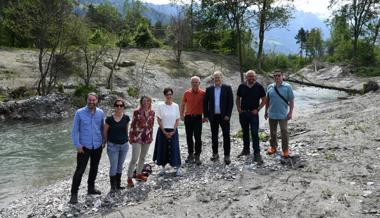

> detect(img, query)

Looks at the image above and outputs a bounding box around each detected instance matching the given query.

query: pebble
[367,182,374,186]
[363,191,373,197]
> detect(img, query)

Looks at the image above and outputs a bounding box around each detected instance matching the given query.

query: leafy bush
[356,41,377,66]
[57,82,64,93]
[74,84,97,97]
[72,84,98,107]
[354,66,380,77]
[133,23,161,48]
[127,86,139,97]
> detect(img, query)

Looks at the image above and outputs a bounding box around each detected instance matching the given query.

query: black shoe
[194,155,202,165]
[68,193,78,204]
[110,176,117,192]
[253,154,264,165]
[210,153,219,162]
[224,156,231,165]
[237,150,250,158]
[185,154,194,163]
[88,188,101,195]
[116,173,125,190]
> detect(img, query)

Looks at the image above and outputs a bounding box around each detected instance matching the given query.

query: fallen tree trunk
[285,78,362,94]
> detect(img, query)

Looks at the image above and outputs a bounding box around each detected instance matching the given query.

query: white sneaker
[175,168,182,177]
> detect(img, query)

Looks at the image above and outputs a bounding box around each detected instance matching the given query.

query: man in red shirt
[180,76,206,165]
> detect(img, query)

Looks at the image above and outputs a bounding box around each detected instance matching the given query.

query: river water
[0,86,347,208]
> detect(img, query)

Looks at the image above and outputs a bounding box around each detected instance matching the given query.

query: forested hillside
[0,0,379,96]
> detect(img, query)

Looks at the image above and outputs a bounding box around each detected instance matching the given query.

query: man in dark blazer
[203,71,234,165]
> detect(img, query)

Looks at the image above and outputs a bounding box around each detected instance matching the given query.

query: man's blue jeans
[107,141,129,176]
[239,112,260,155]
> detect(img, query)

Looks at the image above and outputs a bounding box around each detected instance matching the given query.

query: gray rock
[363,80,379,93]
[118,61,136,67]
[0,93,72,121]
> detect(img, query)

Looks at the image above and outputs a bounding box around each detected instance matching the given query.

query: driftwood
[285,78,362,94]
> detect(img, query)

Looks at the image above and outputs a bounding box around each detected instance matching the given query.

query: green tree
[74,22,112,86]
[305,28,324,59]
[3,0,74,95]
[169,11,191,65]
[202,0,256,82]
[193,2,231,52]
[295,27,307,58]
[326,15,352,61]
[153,20,166,40]
[254,0,293,72]
[124,0,147,33]
[133,22,160,48]
[329,0,380,63]
[86,3,123,33]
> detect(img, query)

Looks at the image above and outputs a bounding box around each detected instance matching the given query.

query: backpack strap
[274,86,289,105]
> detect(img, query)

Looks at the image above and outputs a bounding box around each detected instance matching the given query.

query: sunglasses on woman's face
[114,104,124,108]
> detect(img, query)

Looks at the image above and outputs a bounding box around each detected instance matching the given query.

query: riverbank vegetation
[0,0,379,97]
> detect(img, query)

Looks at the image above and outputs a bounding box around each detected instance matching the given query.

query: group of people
[68,69,294,204]
[69,94,155,204]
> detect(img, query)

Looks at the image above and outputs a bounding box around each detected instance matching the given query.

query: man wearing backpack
[265,70,295,158]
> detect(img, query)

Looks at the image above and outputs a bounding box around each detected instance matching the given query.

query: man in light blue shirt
[69,92,104,204]
[214,85,221,114]
[265,70,294,158]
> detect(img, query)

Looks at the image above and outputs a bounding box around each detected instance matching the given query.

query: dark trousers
[71,146,102,194]
[184,115,203,156]
[210,114,230,156]
[239,112,260,155]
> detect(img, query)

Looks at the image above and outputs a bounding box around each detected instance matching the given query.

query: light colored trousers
[269,119,289,151]
[127,143,150,178]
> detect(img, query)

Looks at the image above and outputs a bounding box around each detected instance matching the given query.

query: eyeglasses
[165,93,173,96]
[273,74,282,78]
[114,104,124,108]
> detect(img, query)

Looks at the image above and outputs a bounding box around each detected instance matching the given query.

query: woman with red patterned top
[127,96,155,187]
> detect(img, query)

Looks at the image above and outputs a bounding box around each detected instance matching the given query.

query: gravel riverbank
[1,90,379,218]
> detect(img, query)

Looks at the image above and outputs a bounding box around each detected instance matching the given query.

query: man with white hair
[180,76,205,165]
[203,71,234,165]
[236,70,266,164]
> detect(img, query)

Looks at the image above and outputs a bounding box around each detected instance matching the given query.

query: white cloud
[293,0,331,19]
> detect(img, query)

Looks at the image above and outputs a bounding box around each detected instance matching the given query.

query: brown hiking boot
[136,173,148,182]
[266,147,277,155]
[283,149,289,158]
[127,178,134,188]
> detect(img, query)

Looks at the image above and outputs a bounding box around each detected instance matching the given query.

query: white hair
[213,71,223,78]
[191,76,201,82]
[245,70,256,77]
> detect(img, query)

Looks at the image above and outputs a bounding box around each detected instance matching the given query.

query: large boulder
[363,80,379,93]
